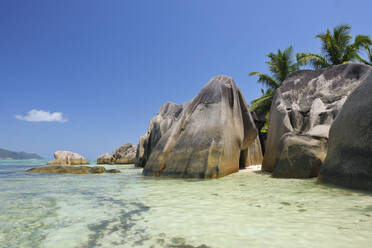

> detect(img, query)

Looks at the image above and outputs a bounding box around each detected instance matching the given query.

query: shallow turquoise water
[1,160,372,248]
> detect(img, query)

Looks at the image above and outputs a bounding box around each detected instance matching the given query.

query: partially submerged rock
[142,75,258,178]
[263,63,372,178]
[27,165,120,174]
[47,151,89,165]
[319,69,372,191]
[97,143,138,164]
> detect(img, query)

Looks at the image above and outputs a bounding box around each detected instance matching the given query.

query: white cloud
[15,109,68,123]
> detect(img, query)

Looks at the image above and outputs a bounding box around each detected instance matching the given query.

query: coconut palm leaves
[357,44,372,66]
[297,24,372,69]
[250,88,274,114]
[249,46,298,115]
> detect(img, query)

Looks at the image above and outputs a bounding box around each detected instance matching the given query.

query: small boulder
[97,143,138,164]
[47,151,89,165]
[97,153,113,164]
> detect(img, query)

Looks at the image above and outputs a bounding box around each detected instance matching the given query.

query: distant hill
[0,148,43,160]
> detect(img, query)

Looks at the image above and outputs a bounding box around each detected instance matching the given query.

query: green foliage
[296,52,329,69]
[249,46,298,118]
[297,24,372,69]
[250,88,274,115]
[248,72,280,89]
[356,44,372,66]
[260,113,270,134]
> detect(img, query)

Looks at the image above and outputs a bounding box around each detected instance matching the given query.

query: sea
[1,159,372,248]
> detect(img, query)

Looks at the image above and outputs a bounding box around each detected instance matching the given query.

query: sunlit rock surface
[143,75,258,178]
[97,143,137,164]
[263,63,372,178]
[135,102,182,168]
[47,151,89,166]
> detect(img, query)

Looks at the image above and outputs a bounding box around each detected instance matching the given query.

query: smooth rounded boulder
[143,75,258,178]
[262,63,372,178]
[98,143,138,164]
[319,69,372,191]
[47,151,89,165]
[97,153,113,164]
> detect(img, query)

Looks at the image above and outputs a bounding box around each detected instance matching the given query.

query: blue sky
[1,0,371,159]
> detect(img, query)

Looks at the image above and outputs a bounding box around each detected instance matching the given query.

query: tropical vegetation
[249,46,298,115]
[296,24,372,69]
[357,44,372,66]
[249,46,298,132]
[250,24,372,133]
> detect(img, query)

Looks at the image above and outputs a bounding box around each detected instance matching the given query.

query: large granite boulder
[47,151,89,165]
[142,75,258,178]
[27,165,120,174]
[135,102,182,167]
[97,143,138,164]
[263,63,372,178]
[319,68,372,191]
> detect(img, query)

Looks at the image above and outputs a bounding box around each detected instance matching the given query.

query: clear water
[1,160,372,248]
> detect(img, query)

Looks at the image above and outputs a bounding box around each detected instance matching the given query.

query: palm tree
[250,88,274,114]
[249,46,298,114]
[297,24,372,69]
[357,44,372,66]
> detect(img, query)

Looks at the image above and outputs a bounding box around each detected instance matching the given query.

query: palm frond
[250,90,274,114]
[265,46,298,82]
[355,54,372,66]
[249,72,280,89]
[296,53,329,69]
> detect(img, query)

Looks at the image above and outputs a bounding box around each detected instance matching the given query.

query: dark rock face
[262,63,372,178]
[250,110,267,155]
[239,134,263,168]
[27,165,120,174]
[97,143,138,164]
[319,69,372,191]
[135,102,182,168]
[142,75,258,178]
